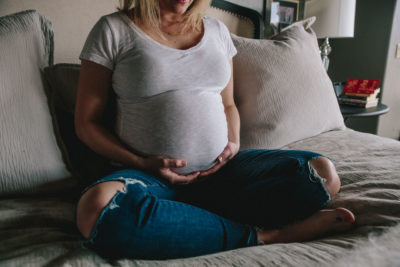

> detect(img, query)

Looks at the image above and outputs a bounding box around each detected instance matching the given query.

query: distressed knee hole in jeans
[307,156,328,184]
[124,177,147,187]
[83,177,147,245]
[108,178,147,209]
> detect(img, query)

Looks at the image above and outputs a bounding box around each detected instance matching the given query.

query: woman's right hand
[139,155,200,185]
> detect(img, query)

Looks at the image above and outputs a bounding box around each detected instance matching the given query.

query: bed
[1,0,400,266]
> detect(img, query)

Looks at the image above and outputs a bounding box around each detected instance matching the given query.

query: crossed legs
[76,152,356,259]
[256,156,355,244]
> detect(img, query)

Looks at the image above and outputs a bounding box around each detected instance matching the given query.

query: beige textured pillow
[232,17,345,150]
[0,11,74,195]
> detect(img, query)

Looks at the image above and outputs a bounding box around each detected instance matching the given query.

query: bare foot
[257,208,355,244]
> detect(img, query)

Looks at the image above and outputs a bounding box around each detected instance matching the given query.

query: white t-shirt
[80,11,237,174]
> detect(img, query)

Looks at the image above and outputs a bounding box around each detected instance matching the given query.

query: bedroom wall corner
[377,0,400,140]
[327,0,396,136]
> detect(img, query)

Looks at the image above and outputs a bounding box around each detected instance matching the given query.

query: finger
[221,147,233,160]
[167,171,200,184]
[199,162,223,177]
[161,158,187,168]
[197,162,218,177]
[217,147,233,163]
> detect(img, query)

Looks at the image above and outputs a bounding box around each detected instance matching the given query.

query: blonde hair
[119,0,211,33]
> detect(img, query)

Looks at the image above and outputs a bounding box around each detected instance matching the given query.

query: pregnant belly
[116,90,228,174]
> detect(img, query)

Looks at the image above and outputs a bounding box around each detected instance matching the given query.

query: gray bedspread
[1,129,400,267]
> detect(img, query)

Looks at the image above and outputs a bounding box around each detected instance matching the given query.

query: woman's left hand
[198,141,239,177]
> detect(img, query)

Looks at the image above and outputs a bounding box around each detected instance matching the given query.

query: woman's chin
[168,0,193,14]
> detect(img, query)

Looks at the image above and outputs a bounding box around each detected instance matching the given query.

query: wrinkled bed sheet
[1,129,400,267]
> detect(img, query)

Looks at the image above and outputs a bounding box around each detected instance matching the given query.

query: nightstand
[340,103,389,121]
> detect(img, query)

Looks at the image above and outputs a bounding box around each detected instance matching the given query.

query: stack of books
[338,78,380,108]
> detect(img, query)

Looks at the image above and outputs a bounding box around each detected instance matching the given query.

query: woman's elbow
[74,117,87,142]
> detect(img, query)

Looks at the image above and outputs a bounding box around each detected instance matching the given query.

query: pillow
[232,17,345,150]
[44,64,116,187]
[0,10,75,195]
[44,63,80,114]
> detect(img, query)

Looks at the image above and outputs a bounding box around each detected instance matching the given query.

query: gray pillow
[232,17,345,150]
[44,63,80,114]
[0,10,74,195]
[44,64,116,187]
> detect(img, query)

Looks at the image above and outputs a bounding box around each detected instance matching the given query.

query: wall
[327,0,396,135]
[0,0,260,63]
[0,0,119,64]
[0,0,259,63]
[378,0,400,140]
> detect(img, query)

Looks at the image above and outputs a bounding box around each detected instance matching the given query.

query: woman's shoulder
[203,16,231,36]
[96,11,127,28]
[203,16,225,28]
[90,11,135,42]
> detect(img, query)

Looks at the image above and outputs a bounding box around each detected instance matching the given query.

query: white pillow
[232,17,345,150]
[0,10,74,195]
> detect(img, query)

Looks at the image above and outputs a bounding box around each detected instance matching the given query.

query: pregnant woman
[75,0,355,260]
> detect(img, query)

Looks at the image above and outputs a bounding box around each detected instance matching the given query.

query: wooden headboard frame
[210,0,264,39]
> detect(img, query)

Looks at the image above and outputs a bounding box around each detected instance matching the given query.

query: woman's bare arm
[221,60,240,148]
[75,60,200,184]
[199,60,240,177]
[75,60,145,168]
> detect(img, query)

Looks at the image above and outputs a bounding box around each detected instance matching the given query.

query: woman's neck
[160,10,185,26]
[159,0,192,25]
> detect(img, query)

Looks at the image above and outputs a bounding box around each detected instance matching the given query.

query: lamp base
[320,37,332,71]
[321,55,330,71]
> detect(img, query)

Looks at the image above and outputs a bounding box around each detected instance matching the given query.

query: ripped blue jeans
[79,149,331,260]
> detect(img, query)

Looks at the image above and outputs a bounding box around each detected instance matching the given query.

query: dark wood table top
[340,103,389,118]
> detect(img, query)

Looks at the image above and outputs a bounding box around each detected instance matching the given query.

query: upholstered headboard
[208,0,264,39]
[0,0,263,63]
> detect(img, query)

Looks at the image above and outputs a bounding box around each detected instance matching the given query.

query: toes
[335,208,356,223]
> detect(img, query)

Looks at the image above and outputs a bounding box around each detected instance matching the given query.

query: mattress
[1,129,400,266]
